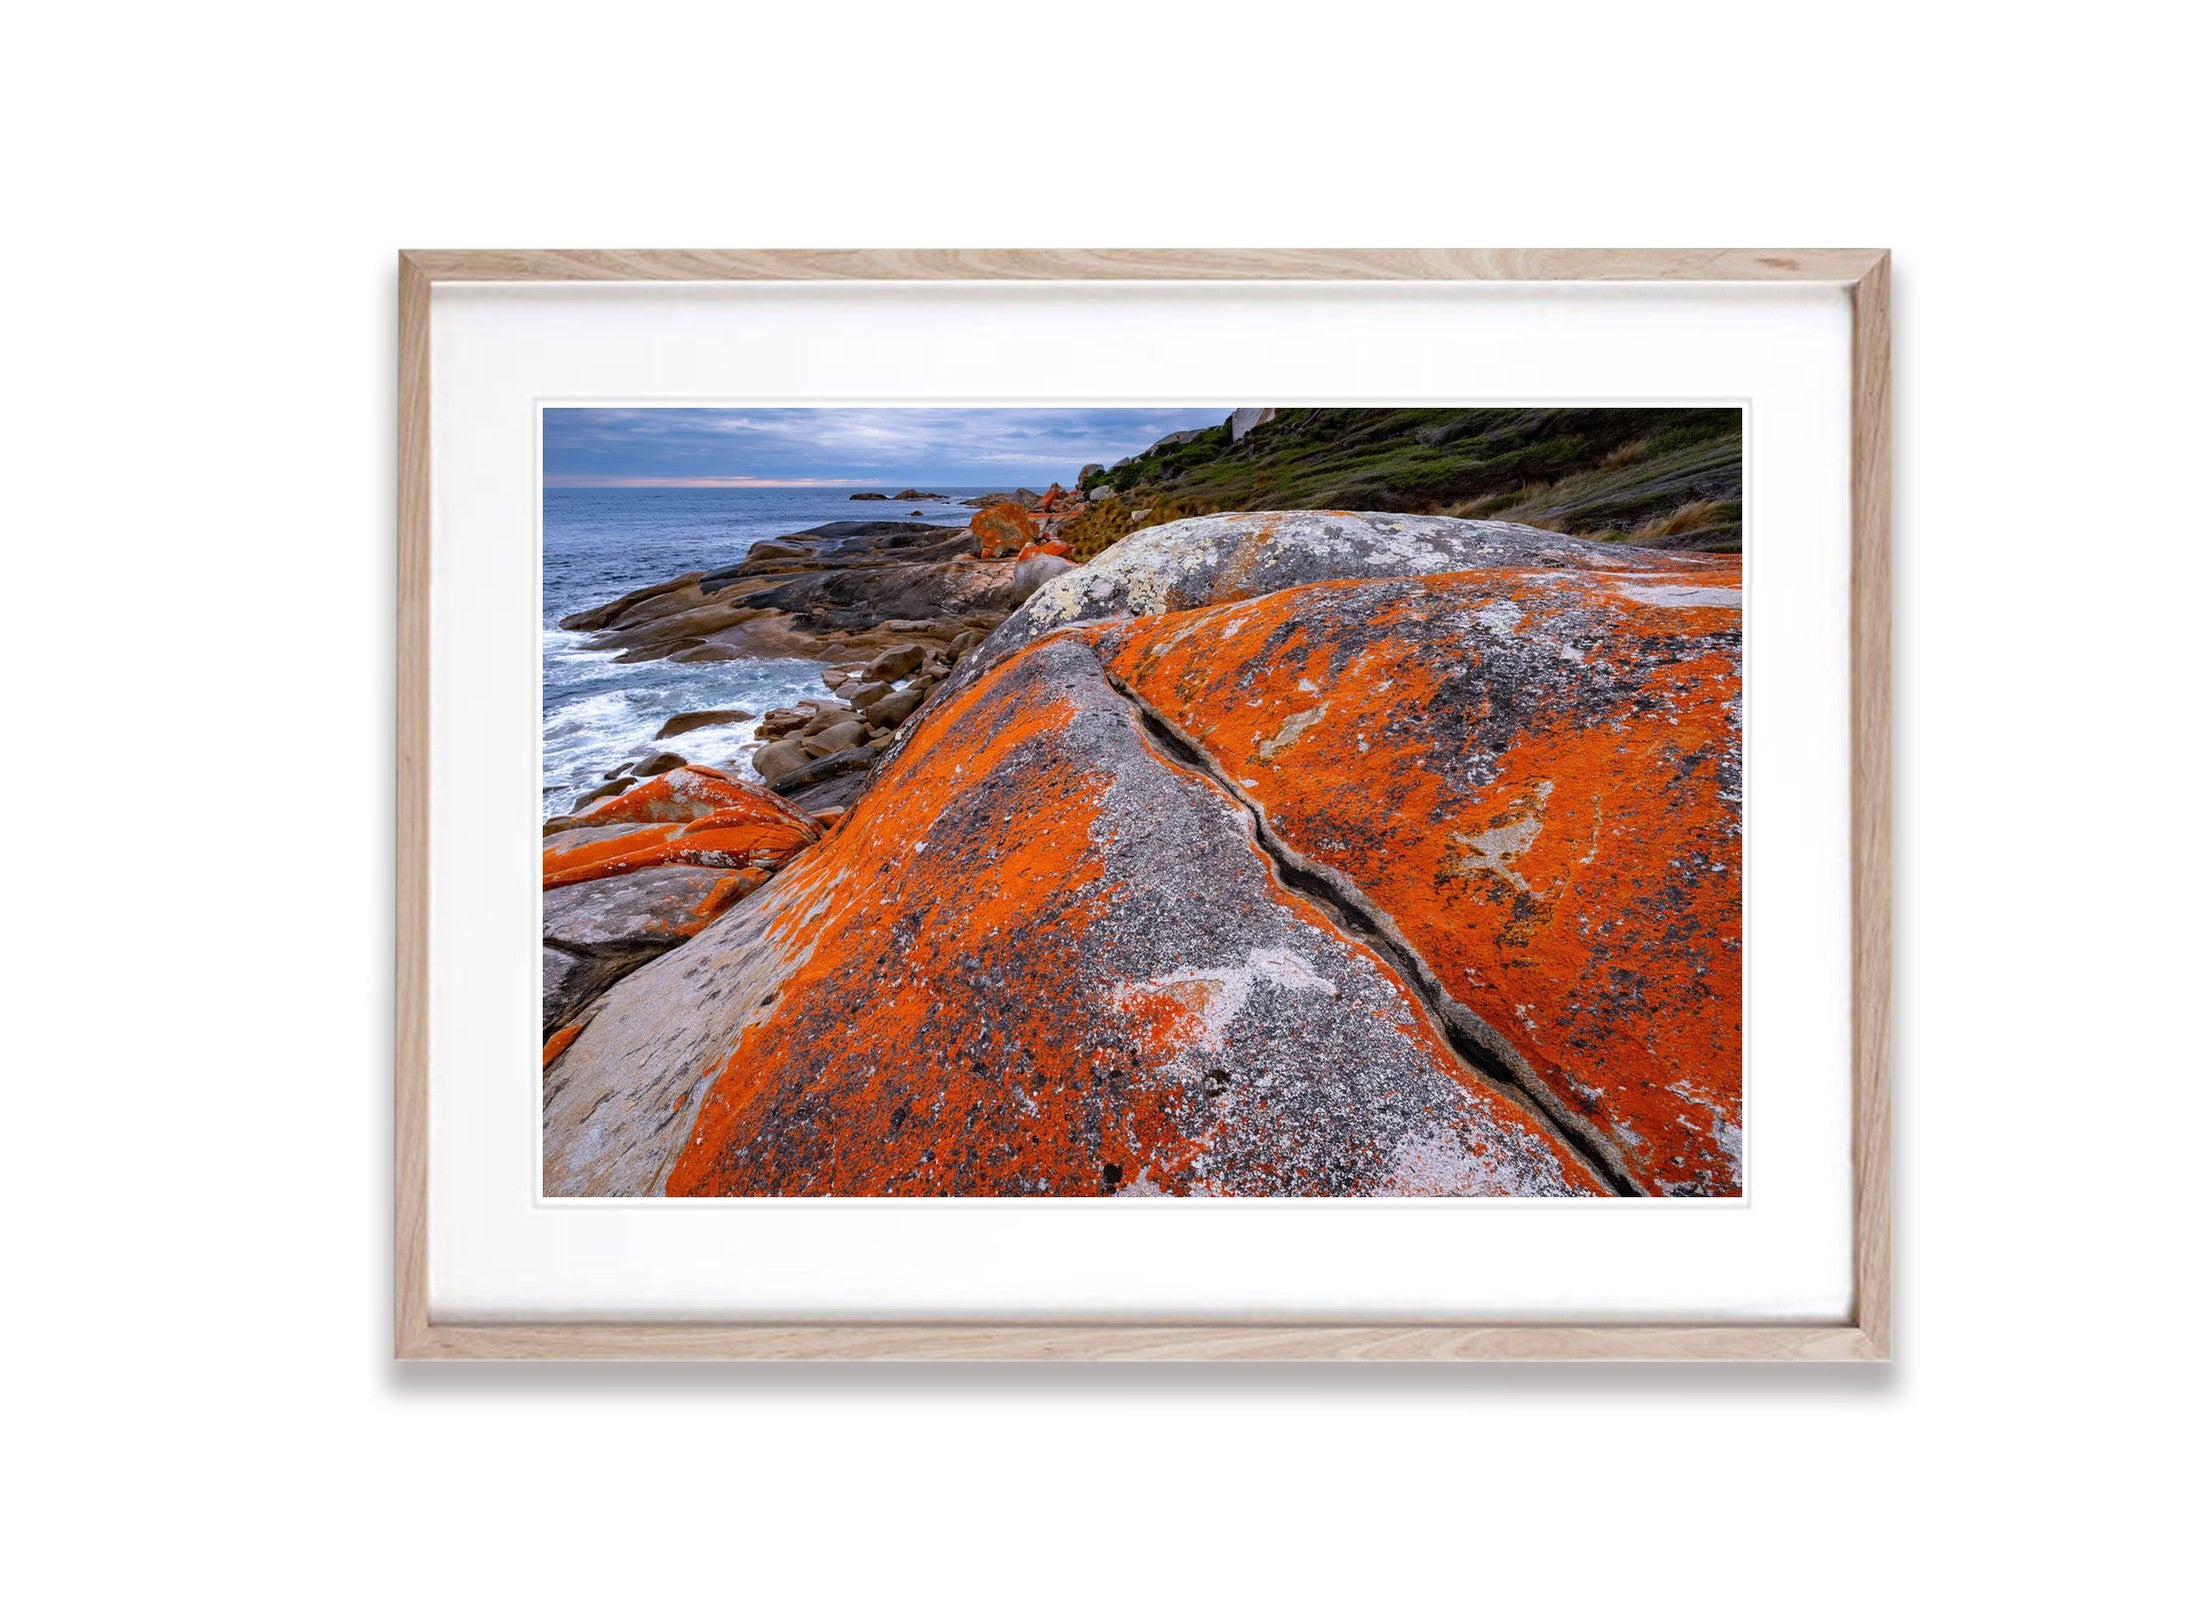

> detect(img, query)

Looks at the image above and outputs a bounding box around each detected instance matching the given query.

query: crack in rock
[1096,655,1640,1198]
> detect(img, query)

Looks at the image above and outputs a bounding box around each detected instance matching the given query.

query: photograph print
[540,405,1743,1200]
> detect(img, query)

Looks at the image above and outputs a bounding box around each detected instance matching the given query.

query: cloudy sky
[543,406,1232,488]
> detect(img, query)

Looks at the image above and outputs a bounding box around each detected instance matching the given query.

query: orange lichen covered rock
[969,500,1037,557]
[541,768,820,889]
[566,765,815,830]
[1104,564,1743,1194]
[542,511,1746,1201]
[545,632,1607,1198]
[541,815,815,889]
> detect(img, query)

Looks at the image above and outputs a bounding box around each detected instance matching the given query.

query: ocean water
[542,486,980,816]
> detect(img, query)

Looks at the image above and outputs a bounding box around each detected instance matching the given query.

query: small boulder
[571,775,637,809]
[1076,463,1104,488]
[866,642,927,682]
[751,737,812,781]
[766,743,878,796]
[634,752,688,777]
[802,719,868,757]
[860,687,924,728]
[1088,485,1115,503]
[969,501,1038,557]
[845,680,891,711]
[1009,554,1075,602]
[656,707,754,739]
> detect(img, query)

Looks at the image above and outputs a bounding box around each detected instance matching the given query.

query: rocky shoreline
[542,495,1744,1199]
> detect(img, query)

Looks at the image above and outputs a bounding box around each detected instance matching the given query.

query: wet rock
[544,634,1606,1197]
[633,752,688,777]
[571,775,637,809]
[849,491,888,500]
[656,707,754,739]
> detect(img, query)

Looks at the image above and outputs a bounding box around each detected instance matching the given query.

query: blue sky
[543,406,1232,488]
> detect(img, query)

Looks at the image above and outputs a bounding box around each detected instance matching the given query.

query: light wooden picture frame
[397,248,1890,1360]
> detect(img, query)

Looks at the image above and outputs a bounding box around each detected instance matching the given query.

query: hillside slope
[1064,407,1742,558]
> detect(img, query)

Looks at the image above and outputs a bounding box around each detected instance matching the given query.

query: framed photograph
[397,249,1889,1359]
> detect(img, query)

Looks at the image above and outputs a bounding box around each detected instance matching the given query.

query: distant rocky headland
[542,408,1744,1199]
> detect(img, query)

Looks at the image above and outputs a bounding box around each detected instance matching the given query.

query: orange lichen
[667,660,1126,1196]
[542,771,822,889]
[543,1021,585,1067]
[969,501,1038,558]
[1105,563,1745,1195]
[542,815,816,889]
[658,631,1607,1200]
[568,765,818,831]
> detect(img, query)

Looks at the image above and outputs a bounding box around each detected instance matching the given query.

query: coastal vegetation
[1060,406,1742,557]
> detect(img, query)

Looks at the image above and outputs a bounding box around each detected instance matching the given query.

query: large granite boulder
[543,512,1743,1199]
[545,630,1610,1199]
[1102,563,1743,1195]
[961,510,1721,684]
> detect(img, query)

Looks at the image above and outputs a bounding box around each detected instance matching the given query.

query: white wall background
[6,3,2187,1593]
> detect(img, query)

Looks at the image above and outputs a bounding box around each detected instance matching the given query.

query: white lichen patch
[1378,1123,1572,1198]
[1616,582,1741,610]
[1437,781,1556,894]
[1467,599,1526,636]
[1253,701,1327,764]
[1113,946,1336,1068]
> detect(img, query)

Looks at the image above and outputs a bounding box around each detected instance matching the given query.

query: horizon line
[545,474,1016,490]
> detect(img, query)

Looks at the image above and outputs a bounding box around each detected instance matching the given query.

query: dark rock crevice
[1097,658,1641,1198]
